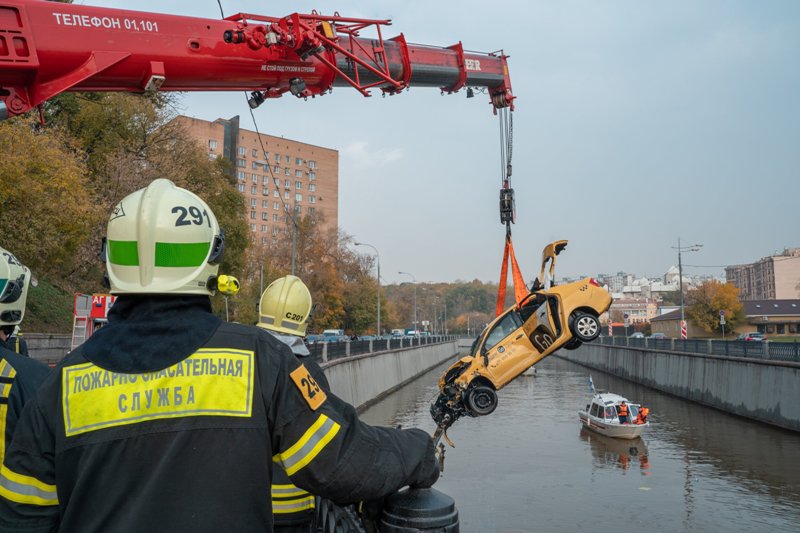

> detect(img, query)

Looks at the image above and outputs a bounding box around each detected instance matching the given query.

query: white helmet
[0,246,33,326]
[258,275,312,336]
[104,179,225,295]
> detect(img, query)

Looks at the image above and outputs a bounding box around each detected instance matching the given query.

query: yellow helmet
[0,246,32,326]
[258,275,312,336]
[104,179,225,295]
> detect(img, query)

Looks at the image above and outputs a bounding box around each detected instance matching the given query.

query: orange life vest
[618,404,629,417]
[640,407,649,418]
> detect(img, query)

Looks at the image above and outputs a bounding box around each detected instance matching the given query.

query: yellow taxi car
[431,240,612,431]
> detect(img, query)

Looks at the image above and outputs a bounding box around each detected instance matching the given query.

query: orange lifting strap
[495,235,528,316]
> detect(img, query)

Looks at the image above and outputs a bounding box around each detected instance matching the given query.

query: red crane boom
[0,1,514,119]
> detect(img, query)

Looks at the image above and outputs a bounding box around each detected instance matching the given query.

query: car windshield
[483,311,523,352]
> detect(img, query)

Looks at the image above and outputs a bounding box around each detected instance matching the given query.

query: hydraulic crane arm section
[0,1,514,119]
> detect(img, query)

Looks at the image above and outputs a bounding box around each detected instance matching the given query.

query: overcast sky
[87,0,800,285]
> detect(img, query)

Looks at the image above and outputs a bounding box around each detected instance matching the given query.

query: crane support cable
[496,106,520,316]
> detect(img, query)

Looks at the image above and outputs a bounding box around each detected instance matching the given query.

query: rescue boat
[578,392,649,439]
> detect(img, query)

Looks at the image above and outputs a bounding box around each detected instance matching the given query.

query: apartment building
[609,298,658,325]
[174,115,339,243]
[725,249,800,301]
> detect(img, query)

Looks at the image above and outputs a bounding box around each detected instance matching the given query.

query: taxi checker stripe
[271,484,310,497]
[0,465,58,506]
[273,495,315,514]
[273,414,340,476]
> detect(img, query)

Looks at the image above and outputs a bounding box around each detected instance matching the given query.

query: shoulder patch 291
[289,364,326,410]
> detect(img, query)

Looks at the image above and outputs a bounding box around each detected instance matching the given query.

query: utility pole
[672,238,702,339]
[444,299,448,336]
[290,199,297,276]
[355,242,381,336]
[398,271,417,334]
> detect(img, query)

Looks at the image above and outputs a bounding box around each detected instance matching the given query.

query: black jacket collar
[80,295,222,373]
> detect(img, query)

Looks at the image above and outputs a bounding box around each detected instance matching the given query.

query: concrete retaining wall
[23,333,71,364]
[322,341,459,410]
[558,343,800,432]
[24,333,460,411]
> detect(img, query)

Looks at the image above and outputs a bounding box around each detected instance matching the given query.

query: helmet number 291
[172,206,211,227]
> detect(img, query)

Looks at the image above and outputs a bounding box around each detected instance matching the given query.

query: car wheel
[564,338,583,350]
[464,385,498,417]
[570,312,600,342]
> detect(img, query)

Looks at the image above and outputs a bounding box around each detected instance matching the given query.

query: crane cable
[495,108,526,316]
[217,0,303,242]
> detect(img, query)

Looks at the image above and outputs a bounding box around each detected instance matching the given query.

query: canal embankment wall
[22,333,461,411]
[322,340,460,410]
[557,343,800,432]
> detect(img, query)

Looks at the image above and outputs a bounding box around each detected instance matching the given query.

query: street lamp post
[398,271,417,334]
[355,242,381,337]
[672,238,702,339]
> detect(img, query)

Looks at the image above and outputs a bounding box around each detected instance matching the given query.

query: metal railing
[598,336,800,363]
[308,335,456,364]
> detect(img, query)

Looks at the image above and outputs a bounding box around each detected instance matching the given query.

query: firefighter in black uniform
[0,179,438,533]
[0,325,29,357]
[257,274,325,532]
[0,247,49,465]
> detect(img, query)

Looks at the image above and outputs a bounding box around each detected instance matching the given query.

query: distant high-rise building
[174,115,339,243]
[725,249,800,301]
[602,271,630,293]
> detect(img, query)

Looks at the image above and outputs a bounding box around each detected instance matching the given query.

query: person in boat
[636,405,649,424]
[617,401,629,424]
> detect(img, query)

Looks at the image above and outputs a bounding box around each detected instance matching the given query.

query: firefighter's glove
[359,498,384,533]
[411,459,440,489]
[408,434,441,489]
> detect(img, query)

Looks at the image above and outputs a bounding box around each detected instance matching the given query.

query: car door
[480,310,536,389]
[521,295,562,353]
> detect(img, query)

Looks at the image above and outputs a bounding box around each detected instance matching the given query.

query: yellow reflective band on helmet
[272,495,315,514]
[273,414,340,476]
[0,464,58,506]
[107,240,139,266]
[61,348,254,437]
[108,241,211,268]
[154,242,211,268]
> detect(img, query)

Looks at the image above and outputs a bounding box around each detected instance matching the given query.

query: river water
[359,355,800,532]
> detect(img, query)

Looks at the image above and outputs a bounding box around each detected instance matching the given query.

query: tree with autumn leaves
[686,280,744,335]
[1,91,502,333]
[0,93,247,330]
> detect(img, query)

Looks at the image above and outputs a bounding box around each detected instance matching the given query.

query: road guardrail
[599,336,800,363]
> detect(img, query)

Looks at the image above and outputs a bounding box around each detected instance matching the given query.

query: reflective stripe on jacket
[0,297,437,533]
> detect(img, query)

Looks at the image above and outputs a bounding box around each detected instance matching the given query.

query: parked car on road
[305,334,324,345]
[647,332,667,339]
[737,332,765,341]
[630,332,645,339]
